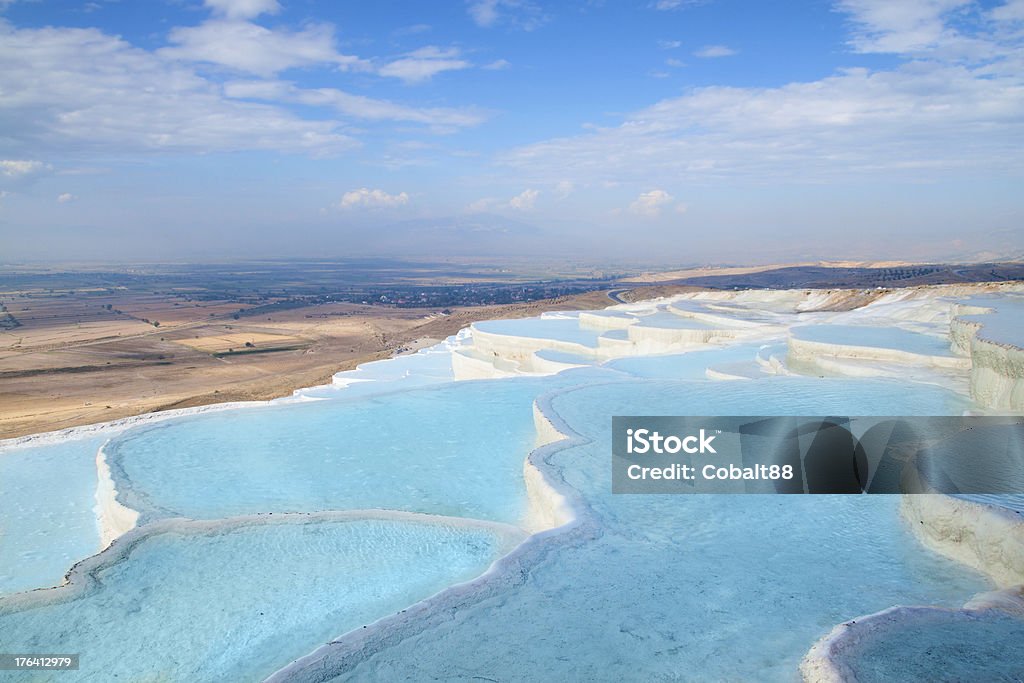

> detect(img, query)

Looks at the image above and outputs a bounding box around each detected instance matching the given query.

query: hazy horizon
[1,0,1022,263]
[1,250,1021,271]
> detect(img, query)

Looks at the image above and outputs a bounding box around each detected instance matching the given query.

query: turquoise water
[578,310,637,326]
[670,299,773,322]
[534,349,596,365]
[298,342,457,400]
[633,314,715,329]
[841,611,1024,682]
[106,377,575,525]
[0,437,104,594]
[333,377,986,682]
[474,317,603,347]
[792,324,955,356]
[606,343,771,379]
[1,292,1018,682]
[957,295,1024,348]
[0,517,508,682]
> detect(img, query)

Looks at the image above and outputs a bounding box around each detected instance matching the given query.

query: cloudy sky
[1,0,1022,264]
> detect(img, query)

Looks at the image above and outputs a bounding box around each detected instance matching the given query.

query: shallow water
[634,313,715,329]
[534,349,599,365]
[606,343,771,379]
[474,317,603,347]
[0,517,508,682]
[1,290,1019,682]
[0,437,104,594]
[297,339,458,400]
[106,377,574,525]
[792,324,955,356]
[334,377,987,682]
[957,295,1024,347]
[844,611,1024,682]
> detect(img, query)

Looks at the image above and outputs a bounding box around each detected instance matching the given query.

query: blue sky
[0,0,1022,264]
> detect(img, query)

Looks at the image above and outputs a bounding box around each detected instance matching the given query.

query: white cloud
[483,58,511,70]
[694,45,736,58]
[992,0,1024,22]
[395,23,433,36]
[1,9,485,159]
[338,188,410,209]
[57,192,76,203]
[658,39,682,49]
[378,46,470,83]
[836,0,971,53]
[223,80,486,129]
[666,58,686,68]
[467,0,547,30]
[1,159,45,177]
[204,0,280,20]
[468,0,501,27]
[652,0,702,10]
[508,188,539,210]
[554,180,574,199]
[0,22,355,155]
[466,188,541,212]
[466,196,500,213]
[629,189,675,216]
[160,20,365,76]
[501,42,1024,186]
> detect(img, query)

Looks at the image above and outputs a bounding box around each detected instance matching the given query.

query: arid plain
[4,258,1020,438]
[0,269,612,438]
